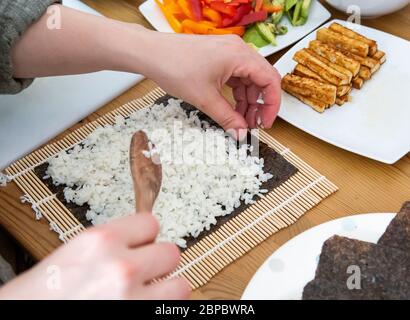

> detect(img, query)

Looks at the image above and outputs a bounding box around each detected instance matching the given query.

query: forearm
[11,5,154,78]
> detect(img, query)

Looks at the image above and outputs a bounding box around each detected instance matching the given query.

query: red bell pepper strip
[221,3,252,27]
[209,2,236,16]
[237,10,268,26]
[225,2,241,6]
[188,0,203,21]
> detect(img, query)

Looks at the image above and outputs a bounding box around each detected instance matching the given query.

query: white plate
[139,0,331,58]
[241,213,395,300]
[275,19,410,164]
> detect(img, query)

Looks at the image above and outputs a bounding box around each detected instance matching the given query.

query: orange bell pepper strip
[202,7,222,27]
[182,26,194,33]
[167,2,187,20]
[209,26,245,36]
[225,0,250,4]
[155,0,183,33]
[181,19,244,35]
[181,19,215,34]
[177,0,195,20]
[201,20,218,27]
[262,4,283,13]
[167,2,184,15]
[255,0,263,12]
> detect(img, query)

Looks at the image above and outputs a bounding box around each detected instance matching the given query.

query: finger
[133,242,181,282]
[228,77,247,102]
[140,278,191,300]
[233,60,282,128]
[256,68,282,128]
[245,104,259,129]
[230,80,248,117]
[226,77,240,89]
[203,90,248,139]
[92,213,159,247]
[235,100,248,117]
[246,83,261,105]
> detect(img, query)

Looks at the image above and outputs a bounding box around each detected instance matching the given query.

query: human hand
[11,4,280,136]
[10,2,280,138]
[0,214,190,300]
[136,32,282,138]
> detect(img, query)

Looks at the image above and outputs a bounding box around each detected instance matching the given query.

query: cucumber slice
[285,0,311,26]
[243,26,269,48]
[256,22,277,46]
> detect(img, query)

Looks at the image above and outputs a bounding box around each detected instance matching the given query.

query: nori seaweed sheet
[378,201,410,252]
[303,278,384,300]
[303,235,410,300]
[34,95,298,248]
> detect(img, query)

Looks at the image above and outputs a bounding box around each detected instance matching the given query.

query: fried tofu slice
[371,50,386,64]
[337,85,351,97]
[352,75,364,89]
[306,48,353,82]
[293,64,351,98]
[335,94,350,106]
[309,40,360,77]
[334,47,380,70]
[293,63,325,82]
[329,22,378,56]
[359,65,372,80]
[282,73,337,105]
[370,62,380,75]
[293,49,351,86]
[317,28,369,57]
[283,89,329,113]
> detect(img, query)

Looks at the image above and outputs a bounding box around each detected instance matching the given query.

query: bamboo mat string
[20,194,56,220]
[0,172,11,187]
[49,221,68,243]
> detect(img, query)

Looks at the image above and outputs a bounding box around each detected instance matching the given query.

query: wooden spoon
[129,131,162,213]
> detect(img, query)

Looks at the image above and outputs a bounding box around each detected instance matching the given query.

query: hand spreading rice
[46,99,273,247]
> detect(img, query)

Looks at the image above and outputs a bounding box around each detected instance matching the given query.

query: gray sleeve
[0,0,60,94]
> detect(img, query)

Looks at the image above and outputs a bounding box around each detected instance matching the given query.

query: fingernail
[237,128,248,141]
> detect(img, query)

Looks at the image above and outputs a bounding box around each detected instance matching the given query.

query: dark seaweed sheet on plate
[34,95,298,248]
[378,201,410,252]
[303,234,410,300]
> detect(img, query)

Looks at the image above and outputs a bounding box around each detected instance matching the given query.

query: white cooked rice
[46,99,272,247]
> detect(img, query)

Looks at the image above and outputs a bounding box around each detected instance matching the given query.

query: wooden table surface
[0,0,409,300]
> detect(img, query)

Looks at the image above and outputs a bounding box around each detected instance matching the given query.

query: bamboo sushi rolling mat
[1,87,338,289]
